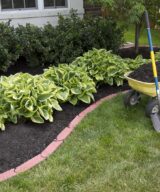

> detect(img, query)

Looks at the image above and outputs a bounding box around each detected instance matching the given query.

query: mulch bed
[118,46,160,59]
[0,46,156,174]
[0,83,128,173]
[129,62,160,83]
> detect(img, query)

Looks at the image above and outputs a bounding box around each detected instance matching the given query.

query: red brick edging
[0,92,125,182]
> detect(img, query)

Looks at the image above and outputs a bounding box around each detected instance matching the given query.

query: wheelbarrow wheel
[145,99,159,117]
[124,90,141,107]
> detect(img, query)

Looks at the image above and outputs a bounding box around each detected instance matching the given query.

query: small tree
[87,0,160,53]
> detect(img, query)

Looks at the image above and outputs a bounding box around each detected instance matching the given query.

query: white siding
[0,0,84,26]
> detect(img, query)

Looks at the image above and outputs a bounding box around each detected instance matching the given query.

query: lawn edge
[0,91,127,182]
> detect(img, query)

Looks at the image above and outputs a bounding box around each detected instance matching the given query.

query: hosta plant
[123,55,149,71]
[43,64,97,105]
[0,73,64,130]
[71,48,147,86]
[155,51,160,62]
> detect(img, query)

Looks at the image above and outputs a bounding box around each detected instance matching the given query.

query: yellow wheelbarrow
[124,72,160,131]
[123,10,160,132]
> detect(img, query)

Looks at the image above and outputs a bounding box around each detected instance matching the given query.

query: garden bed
[0,46,155,174]
[118,46,160,59]
[0,83,128,174]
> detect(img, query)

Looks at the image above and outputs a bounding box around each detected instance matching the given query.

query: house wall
[0,0,84,27]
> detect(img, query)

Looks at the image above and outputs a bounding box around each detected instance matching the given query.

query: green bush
[0,73,64,130]
[42,10,124,65]
[0,10,124,70]
[71,48,147,86]
[43,64,96,105]
[16,24,46,67]
[0,63,97,130]
[0,22,22,71]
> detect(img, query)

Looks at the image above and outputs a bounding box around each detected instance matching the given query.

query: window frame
[1,0,38,11]
[44,0,68,9]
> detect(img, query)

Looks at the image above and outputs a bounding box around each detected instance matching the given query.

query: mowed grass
[124,25,160,46]
[1,94,160,192]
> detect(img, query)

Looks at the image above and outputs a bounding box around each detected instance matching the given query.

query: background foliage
[0,10,124,72]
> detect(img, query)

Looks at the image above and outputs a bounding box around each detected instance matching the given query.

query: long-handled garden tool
[123,10,160,132]
[145,10,160,132]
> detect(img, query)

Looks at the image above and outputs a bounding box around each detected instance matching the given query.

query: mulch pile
[129,62,160,83]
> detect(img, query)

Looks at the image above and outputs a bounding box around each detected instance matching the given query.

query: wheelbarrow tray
[124,72,158,97]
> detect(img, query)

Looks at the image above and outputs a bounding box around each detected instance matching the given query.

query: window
[44,0,67,8]
[1,0,37,10]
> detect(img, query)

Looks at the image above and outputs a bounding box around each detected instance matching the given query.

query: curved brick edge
[0,91,128,182]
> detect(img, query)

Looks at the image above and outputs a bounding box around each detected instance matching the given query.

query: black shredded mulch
[0,83,129,174]
[129,62,160,83]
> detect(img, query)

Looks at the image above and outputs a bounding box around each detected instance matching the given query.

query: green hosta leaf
[38,93,52,102]
[78,95,91,104]
[107,66,117,76]
[51,99,62,111]
[56,89,69,101]
[69,96,78,105]
[49,114,53,122]
[39,107,50,120]
[9,115,18,124]
[87,93,95,101]
[0,123,5,131]
[71,87,81,95]
[25,100,34,111]
[19,109,36,118]
[107,78,114,86]
[115,78,124,86]
[31,112,44,124]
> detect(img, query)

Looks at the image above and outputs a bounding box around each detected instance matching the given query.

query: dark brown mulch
[129,62,160,83]
[0,57,49,77]
[0,83,129,174]
[118,46,160,59]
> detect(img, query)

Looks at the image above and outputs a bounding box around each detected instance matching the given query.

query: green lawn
[124,25,160,46]
[1,94,160,192]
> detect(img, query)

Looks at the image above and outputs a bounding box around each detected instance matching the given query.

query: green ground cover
[1,94,160,192]
[124,25,160,46]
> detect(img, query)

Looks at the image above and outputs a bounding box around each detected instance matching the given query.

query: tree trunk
[135,23,142,54]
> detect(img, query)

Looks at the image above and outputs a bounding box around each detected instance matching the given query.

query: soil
[118,46,160,59]
[129,62,160,83]
[0,57,49,77]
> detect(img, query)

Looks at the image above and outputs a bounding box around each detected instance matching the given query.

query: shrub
[42,10,124,65]
[43,64,97,105]
[16,24,46,67]
[0,22,22,72]
[0,10,124,70]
